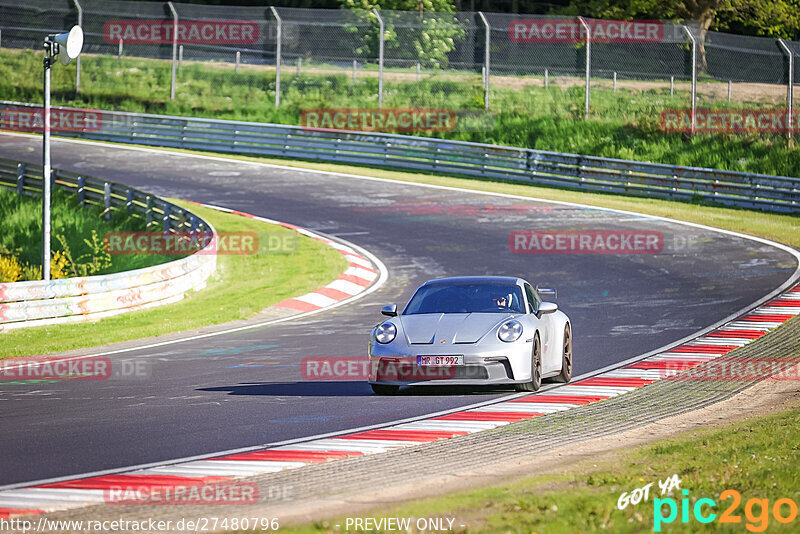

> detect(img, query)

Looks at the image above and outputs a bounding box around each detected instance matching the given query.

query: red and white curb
[187,202,381,314]
[1,283,797,519]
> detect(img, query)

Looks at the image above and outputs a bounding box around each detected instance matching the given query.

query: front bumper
[368,342,533,386]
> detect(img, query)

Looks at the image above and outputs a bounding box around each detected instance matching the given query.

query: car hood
[398,313,513,344]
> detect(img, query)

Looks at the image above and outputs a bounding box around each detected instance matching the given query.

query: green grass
[0,201,347,359]
[0,186,173,278]
[279,400,800,533]
[2,48,798,177]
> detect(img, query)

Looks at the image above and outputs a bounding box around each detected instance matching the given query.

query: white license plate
[417,355,464,366]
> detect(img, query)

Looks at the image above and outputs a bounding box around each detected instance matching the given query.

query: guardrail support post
[270,6,282,108]
[103,182,111,220]
[578,17,591,119]
[167,2,178,100]
[235,51,240,73]
[77,175,85,205]
[373,9,384,108]
[478,12,491,110]
[544,68,548,88]
[682,25,697,134]
[126,189,133,213]
[163,204,171,232]
[179,44,183,69]
[146,195,153,228]
[778,39,794,147]
[16,163,24,196]
[72,0,82,93]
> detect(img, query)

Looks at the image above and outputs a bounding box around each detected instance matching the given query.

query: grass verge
[2,48,798,177]
[280,400,800,533]
[0,200,347,359]
[0,186,174,280]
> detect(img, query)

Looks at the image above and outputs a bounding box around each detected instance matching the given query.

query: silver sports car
[368,276,572,395]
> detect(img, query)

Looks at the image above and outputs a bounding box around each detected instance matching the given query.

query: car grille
[375,361,488,381]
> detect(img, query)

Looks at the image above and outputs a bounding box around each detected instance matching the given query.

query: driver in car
[492,294,511,310]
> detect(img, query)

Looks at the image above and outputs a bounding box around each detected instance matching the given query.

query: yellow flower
[0,255,23,283]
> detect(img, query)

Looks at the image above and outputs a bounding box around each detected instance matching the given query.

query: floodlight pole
[42,38,55,280]
[72,0,82,93]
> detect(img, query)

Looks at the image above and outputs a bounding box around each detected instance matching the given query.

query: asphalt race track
[1,134,797,486]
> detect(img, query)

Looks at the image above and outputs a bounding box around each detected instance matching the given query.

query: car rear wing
[536,285,557,300]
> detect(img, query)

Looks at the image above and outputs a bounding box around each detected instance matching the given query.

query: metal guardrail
[0,158,210,234]
[0,156,217,329]
[2,101,799,213]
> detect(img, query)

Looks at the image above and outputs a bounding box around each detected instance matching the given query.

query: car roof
[420,276,525,287]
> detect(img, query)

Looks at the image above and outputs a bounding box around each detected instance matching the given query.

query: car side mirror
[537,301,558,319]
[381,304,398,317]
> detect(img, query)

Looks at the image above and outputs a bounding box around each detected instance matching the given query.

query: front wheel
[553,323,573,383]
[371,384,400,395]
[516,334,542,392]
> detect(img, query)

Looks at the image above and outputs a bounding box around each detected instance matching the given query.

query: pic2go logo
[654,489,799,532]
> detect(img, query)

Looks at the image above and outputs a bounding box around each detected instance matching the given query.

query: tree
[341,0,465,68]
[554,0,800,72]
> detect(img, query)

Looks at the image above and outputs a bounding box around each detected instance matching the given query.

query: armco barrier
[1,101,799,213]
[0,158,216,330]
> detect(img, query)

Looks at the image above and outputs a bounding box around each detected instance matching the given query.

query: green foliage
[1,48,798,178]
[0,187,174,281]
[553,0,800,39]
[0,201,347,358]
[340,0,464,67]
[54,231,113,278]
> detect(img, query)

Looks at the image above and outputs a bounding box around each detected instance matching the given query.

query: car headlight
[497,320,523,343]
[375,322,397,344]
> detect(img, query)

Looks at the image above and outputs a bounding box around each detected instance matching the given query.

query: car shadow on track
[198,381,515,397]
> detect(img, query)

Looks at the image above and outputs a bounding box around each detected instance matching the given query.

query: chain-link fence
[0,0,797,142]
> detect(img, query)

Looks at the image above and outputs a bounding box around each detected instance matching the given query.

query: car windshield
[403,282,526,315]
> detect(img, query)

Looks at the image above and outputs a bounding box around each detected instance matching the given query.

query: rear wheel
[371,384,400,396]
[516,334,542,392]
[554,324,573,383]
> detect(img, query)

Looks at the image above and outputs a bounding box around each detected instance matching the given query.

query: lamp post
[42,26,83,280]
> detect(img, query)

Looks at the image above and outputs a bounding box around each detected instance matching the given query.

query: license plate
[417,355,464,366]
